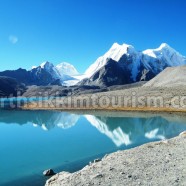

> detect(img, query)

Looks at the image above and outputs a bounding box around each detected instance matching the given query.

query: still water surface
[0,110,186,186]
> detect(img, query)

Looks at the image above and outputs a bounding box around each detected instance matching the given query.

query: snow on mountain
[85,43,136,78]
[40,61,61,80]
[142,43,186,67]
[29,43,186,87]
[81,42,186,85]
[31,61,79,85]
[62,74,88,86]
[56,62,79,76]
[62,79,81,86]
[32,66,37,69]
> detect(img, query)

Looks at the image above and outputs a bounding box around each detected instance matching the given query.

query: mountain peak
[107,42,136,58]
[143,43,176,58]
[37,61,62,81]
[122,43,135,48]
[111,42,120,48]
[157,43,176,52]
[159,43,170,49]
[110,42,135,52]
[85,42,136,77]
[40,61,54,69]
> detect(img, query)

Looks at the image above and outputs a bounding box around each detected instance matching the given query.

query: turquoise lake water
[0,110,186,186]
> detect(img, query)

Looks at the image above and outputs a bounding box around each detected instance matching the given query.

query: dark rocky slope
[79,58,148,86]
[0,76,26,97]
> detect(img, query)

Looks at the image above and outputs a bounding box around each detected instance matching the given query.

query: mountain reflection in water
[1,110,186,147]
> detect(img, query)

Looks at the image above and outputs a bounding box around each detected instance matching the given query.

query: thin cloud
[9,35,18,44]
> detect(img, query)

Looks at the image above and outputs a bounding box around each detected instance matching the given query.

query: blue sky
[0,0,186,73]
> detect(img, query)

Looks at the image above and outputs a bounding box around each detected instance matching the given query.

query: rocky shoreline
[46,132,186,186]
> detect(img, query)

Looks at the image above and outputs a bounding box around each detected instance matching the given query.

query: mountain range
[79,43,186,86]
[0,62,78,86]
[0,43,186,87]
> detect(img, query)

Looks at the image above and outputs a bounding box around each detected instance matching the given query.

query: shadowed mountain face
[79,59,130,86]
[79,57,168,87]
[1,110,186,147]
[0,67,60,86]
[0,62,76,86]
[0,76,26,97]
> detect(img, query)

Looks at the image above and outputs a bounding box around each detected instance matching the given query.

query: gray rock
[43,169,56,176]
[93,158,101,163]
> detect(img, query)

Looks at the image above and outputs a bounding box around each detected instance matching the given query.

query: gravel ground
[46,132,186,186]
[23,86,186,112]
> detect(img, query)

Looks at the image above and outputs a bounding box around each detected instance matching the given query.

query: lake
[0,110,186,186]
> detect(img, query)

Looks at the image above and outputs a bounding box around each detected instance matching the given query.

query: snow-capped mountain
[39,61,77,82]
[80,43,186,86]
[39,61,62,80]
[142,43,186,67]
[35,61,79,85]
[55,62,80,86]
[85,43,136,78]
[30,61,66,85]
[56,62,79,76]
[85,43,186,78]
[1,42,185,87]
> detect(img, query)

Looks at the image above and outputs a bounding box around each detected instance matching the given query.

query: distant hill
[143,66,186,88]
